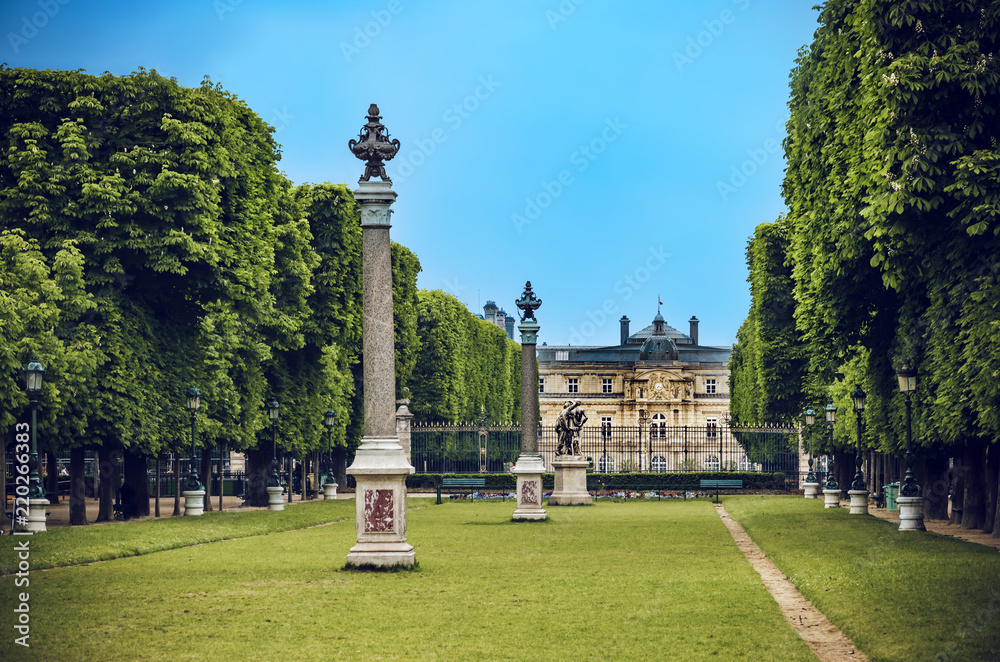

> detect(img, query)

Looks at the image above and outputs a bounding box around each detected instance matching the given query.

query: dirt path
[868,506,1000,551]
[714,502,868,662]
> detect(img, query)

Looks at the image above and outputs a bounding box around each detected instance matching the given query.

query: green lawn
[1,500,814,661]
[724,496,1000,662]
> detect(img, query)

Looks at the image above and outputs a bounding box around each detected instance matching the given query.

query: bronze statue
[555,400,587,456]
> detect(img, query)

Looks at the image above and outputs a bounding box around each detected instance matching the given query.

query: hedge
[405,472,787,491]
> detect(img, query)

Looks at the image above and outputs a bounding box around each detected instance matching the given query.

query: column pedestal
[266,486,284,511]
[823,488,840,509]
[27,497,49,532]
[803,482,820,499]
[897,496,926,531]
[346,437,415,568]
[511,454,547,520]
[182,490,205,516]
[548,457,592,506]
[323,483,339,500]
[848,489,870,515]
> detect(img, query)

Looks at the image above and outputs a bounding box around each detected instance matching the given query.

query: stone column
[511,282,546,521]
[26,497,49,532]
[182,490,205,516]
[344,176,415,568]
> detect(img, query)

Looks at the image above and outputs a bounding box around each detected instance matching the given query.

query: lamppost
[322,410,338,499]
[848,385,870,515]
[181,386,206,516]
[822,402,840,508]
[895,360,925,530]
[21,357,48,532]
[266,398,284,511]
[802,408,819,498]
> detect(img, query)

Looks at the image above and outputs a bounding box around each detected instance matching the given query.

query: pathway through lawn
[714,502,868,662]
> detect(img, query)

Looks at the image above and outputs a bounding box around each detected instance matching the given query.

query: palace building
[536,310,731,433]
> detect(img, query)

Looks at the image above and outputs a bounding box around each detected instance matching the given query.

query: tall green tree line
[731,1,1000,534]
[0,67,516,520]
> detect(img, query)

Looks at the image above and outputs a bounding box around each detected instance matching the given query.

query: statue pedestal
[27,497,49,532]
[511,454,547,520]
[323,483,338,500]
[346,437,415,568]
[848,489,870,515]
[182,490,205,516]
[897,496,926,531]
[823,488,840,509]
[803,482,820,499]
[548,457,592,506]
[266,486,284,511]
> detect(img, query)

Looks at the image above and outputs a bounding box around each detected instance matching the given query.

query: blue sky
[2,0,820,348]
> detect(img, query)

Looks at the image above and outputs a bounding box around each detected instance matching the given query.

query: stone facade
[536,311,730,431]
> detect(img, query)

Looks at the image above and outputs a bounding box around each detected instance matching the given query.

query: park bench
[700,479,744,503]
[437,477,487,504]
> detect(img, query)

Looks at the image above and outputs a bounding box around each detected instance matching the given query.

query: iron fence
[411,423,802,477]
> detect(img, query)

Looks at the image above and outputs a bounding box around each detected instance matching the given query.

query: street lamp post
[322,410,338,499]
[21,357,48,532]
[802,408,819,499]
[848,385,870,515]
[895,361,925,531]
[182,387,206,516]
[266,398,284,511]
[823,402,840,508]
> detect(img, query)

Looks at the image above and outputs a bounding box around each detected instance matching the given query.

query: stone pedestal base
[823,488,841,509]
[848,490,870,515]
[182,490,205,516]
[548,457,592,506]
[803,482,820,499]
[27,498,49,533]
[346,436,415,568]
[897,496,926,531]
[511,454,547,520]
[323,483,338,500]
[266,486,284,511]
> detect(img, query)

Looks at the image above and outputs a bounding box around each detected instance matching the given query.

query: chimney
[620,316,630,345]
[689,316,699,345]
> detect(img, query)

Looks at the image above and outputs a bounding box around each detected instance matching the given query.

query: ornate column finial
[515,281,542,322]
[349,104,401,182]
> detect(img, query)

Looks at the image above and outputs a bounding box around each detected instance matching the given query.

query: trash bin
[884,482,899,511]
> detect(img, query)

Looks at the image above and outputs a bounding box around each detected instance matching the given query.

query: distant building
[536,310,730,431]
[482,300,515,340]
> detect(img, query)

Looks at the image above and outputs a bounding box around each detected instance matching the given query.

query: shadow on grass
[341,561,422,573]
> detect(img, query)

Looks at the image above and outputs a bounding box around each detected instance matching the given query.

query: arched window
[704,455,720,471]
[650,455,668,472]
[652,413,666,438]
[598,455,616,473]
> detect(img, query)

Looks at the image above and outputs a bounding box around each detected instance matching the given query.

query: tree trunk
[993,456,1000,537]
[69,446,89,525]
[172,454,181,517]
[200,448,213,512]
[983,443,998,535]
[218,446,224,512]
[45,449,59,503]
[154,455,161,517]
[244,446,272,507]
[95,446,118,522]
[961,438,987,530]
[333,445,348,490]
[922,453,950,520]
[950,461,965,525]
[123,449,150,517]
